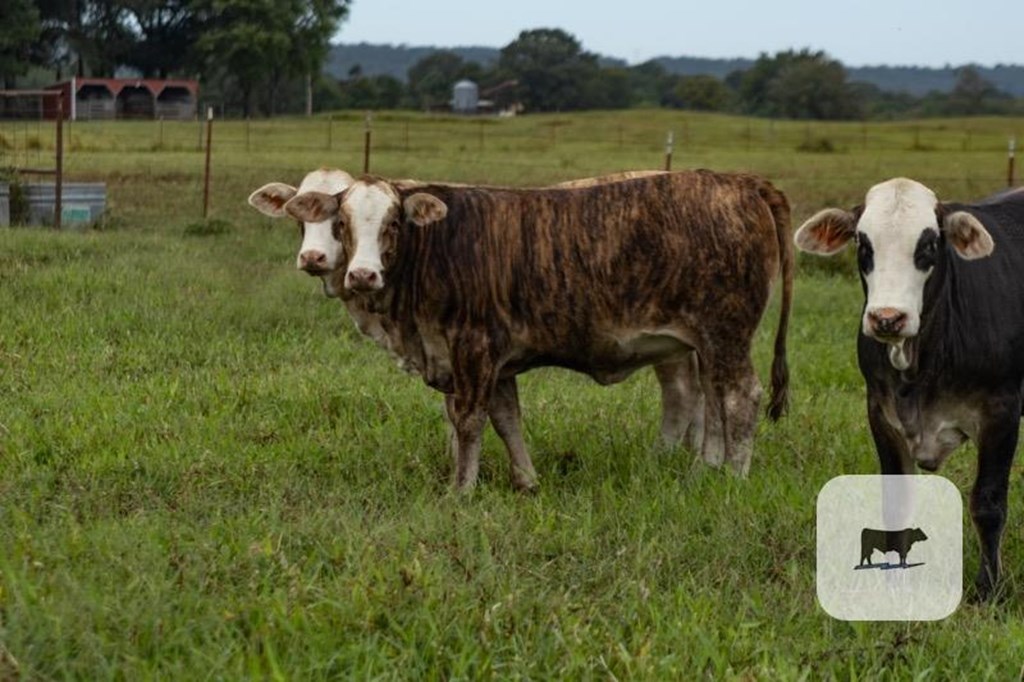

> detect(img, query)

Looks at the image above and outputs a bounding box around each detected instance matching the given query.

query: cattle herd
[249,168,1024,600]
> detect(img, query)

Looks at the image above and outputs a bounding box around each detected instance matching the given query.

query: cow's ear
[942,209,994,260]
[284,191,339,223]
[794,208,858,256]
[249,182,297,218]
[403,193,448,226]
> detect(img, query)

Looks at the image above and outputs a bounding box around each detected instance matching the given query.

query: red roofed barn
[45,78,198,120]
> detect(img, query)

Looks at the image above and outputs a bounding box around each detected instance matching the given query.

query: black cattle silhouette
[859,527,928,567]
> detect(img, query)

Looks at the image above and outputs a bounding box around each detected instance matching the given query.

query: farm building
[452,80,480,113]
[44,78,198,121]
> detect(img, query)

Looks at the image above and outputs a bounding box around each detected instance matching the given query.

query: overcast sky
[337,0,1023,68]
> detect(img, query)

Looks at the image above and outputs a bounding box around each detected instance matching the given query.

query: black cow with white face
[796,177,1024,599]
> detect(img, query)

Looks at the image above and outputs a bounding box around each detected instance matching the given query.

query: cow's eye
[331,217,346,240]
[913,229,940,271]
[856,233,874,274]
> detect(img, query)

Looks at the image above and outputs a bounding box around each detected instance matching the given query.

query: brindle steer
[271,170,792,492]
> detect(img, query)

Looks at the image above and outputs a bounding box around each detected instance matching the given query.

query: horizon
[329,39,1024,71]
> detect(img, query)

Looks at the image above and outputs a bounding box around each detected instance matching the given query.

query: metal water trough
[0,183,106,228]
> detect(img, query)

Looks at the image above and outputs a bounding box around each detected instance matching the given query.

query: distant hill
[325,43,499,81]
[325,43,1024,97]
[845,64,1024,96]
[326,42,626,81]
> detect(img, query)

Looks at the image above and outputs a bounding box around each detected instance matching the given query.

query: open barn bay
[2,111,1024,678]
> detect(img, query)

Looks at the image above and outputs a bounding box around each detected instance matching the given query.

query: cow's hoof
[450,479,478,496]
[970,578,999,603]
[511,471,539,494]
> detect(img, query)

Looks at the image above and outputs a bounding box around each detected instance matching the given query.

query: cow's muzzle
[346,267,383,292]
[298,249,331,276]
[866,307,909,339]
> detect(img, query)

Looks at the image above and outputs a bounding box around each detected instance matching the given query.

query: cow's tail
[761,180,792,421]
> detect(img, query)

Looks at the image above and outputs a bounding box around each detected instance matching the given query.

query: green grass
[2,110,1024,679]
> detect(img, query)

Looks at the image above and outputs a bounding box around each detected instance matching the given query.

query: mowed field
[2,110,1024,679]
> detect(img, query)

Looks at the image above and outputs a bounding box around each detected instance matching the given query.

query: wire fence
[3,113,1020,156]
[2,108,1021,225]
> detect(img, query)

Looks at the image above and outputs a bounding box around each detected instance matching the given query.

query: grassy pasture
[2,110,1024,678]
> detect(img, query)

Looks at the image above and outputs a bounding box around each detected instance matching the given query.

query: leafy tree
[120,0,198,78]
[287,0,351,115]
[736,49,861,119]
[497,28,602,112]
[75,1,135,77]
[848,82,920,120]
[192,0,350,116]
[768,57,860,119]
[579,67,631,110]
[192,0,288,116]
[30,0,135,78]
[31,0,77,78]
[0,0,41,88]
[628,60,671,106]
[946,66,1010,115]
[664,75,731,111]
[337,73,405,109]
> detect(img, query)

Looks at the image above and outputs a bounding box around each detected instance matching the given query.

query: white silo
[452,79,479,114]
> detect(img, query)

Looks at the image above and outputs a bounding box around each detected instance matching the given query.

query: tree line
[334,30,1024,119]
[0,0,350,116]
[2,9,1020,120]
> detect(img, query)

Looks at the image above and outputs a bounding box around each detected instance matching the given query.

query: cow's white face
[248,168,354,277]
[283,179,448,294]
[855,180,944,339]
[794,178,994,368]
[340,182,402,292]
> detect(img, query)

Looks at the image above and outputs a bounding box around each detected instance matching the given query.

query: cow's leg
[445,392,488,492]
[442,398,458,462]
[700,343,761,475]
[698,363,727,469]
[970,397,1020,599]
[654,353,704,453]
[488,377,538,492]
[867,395,913,475]
[721,361,763,476]
[446,334,499,492]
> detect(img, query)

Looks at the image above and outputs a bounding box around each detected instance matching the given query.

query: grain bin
[452,80,479,114]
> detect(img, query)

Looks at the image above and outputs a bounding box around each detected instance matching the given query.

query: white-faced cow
[249,169,681,486]
[249,168,400,354]
[268,170,792,492]
[795,177,1024,599]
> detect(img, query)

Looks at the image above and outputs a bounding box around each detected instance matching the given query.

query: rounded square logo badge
[816,475,962,621]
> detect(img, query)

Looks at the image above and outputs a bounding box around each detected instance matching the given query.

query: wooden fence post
[363,112,372,174]
[1009,136,1017,187]
[203,107,213,218]
[54,92,63,230]
[664,130,674,171]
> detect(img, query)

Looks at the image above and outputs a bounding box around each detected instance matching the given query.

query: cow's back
[396,171,784,372]
[404,171,781,317]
